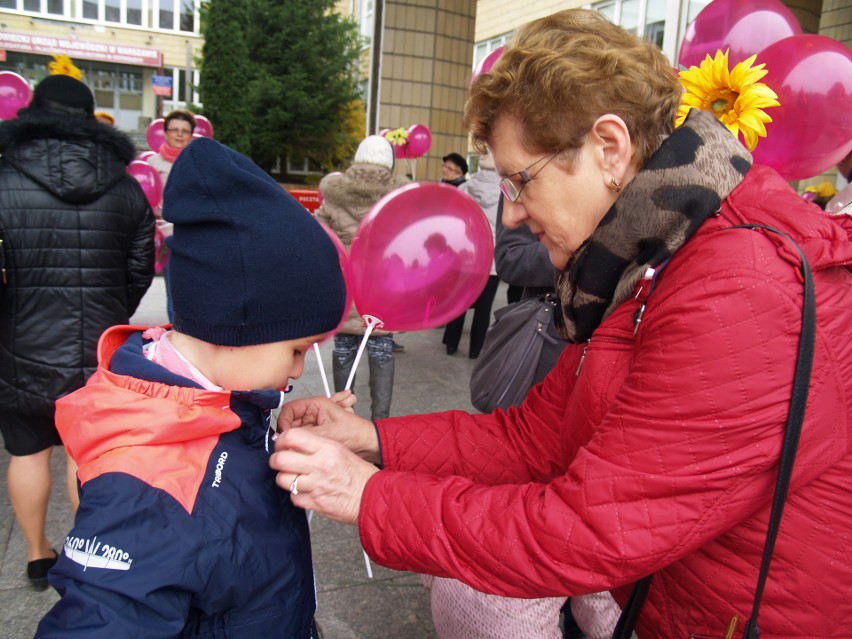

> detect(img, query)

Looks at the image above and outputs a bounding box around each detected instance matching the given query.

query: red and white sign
[288,189,321,213]
[0,31,162,67]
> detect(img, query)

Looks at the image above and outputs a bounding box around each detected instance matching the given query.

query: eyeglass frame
[165,126,193,135]
[499,151,560,202]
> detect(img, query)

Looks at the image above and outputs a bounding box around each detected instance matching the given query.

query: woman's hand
[276,395,380,464]
[270,428,379,525]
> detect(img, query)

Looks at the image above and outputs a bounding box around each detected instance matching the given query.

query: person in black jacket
[0,74,154,590]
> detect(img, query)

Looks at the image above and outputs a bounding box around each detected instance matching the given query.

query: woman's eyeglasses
[499,151,560,202]
[166,127,192,136]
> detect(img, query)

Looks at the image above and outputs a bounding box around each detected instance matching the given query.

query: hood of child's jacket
[55,327,244,467]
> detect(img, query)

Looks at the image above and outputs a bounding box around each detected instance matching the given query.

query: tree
[197,0,252,155]
[244,0,363,173]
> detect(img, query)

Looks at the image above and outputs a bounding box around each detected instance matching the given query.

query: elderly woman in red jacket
[270,9,852,638]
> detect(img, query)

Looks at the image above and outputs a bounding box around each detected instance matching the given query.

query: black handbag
[613,225,816,639]
[469,293,561,413]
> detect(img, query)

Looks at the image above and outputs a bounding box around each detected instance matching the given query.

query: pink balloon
[146,118,165,152]
[471,47,504,83]
[127,160,164,209]
[316,220,353,339]
[390,137,410,160]
[194,115,214,138]
[349,182,493,331]
[678,0,801,69]
[405,124,432,159]
[0,71,33,120]
[136,150,156,162]
[751,35,852,181]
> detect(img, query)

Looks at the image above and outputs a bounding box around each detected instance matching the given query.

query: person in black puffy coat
[0,74,154,590]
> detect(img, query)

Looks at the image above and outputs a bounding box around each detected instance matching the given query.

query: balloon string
[313,343,331,398]
[343,315,383,391]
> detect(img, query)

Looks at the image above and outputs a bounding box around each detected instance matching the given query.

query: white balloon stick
[343,315,384,391]
[312,342,331,398]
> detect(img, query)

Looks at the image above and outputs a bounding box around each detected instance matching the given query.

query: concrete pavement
[0,274,507,638]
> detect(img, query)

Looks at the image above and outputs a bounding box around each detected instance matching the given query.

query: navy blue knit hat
[163,138,346,346]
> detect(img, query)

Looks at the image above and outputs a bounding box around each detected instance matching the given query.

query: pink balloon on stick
[194,115,214,138]
[0,71,33,120]
[678,0,801,69]
[471,47,504,83]
[146,118,165,152]
[127,160,164,208]
[751,35,852,181]
[349,182,493,332]
[405,124,432,159]
[136,150,156,162]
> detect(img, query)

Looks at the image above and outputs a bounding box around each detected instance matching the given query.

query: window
[473,33,511,70]
[127,0,142,25]
[180,0,195,32]
[645,0,666,48]
[593,0,671,47]
[47,0,63,14]
[287,157,321,176]
[360,0,374,42]
[162,66,200,109]
[82,0,98,19]
[0,0,15,9]
[118,70,142,110]
[105,0,120,22]
[159,0,175,29]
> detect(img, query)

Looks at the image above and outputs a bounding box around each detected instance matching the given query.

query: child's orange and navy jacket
[36,325,316,638]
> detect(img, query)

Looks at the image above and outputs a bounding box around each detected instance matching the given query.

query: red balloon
[751,35,852,181]
[405,124,432,159]
[316,219,353,339]
[146,118,165,152]
[194,115,214,138]
[127,160,164,208]
[471,46,504,83]
[678,0,801,69]
[0,71,33,120]
[349,182,493,331]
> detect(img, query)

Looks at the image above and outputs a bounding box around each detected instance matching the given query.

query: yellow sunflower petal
[677,46,780,152]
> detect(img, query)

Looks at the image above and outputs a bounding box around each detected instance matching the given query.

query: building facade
[0,0,204,134]
[347,0,850,183]
[2,0,849,184]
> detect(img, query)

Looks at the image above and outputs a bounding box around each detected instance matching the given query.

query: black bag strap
[612,224,816,639]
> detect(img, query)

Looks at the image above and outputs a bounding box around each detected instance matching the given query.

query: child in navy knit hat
[37,138,352,638]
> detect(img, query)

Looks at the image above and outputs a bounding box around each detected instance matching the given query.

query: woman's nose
[501,198,528,229]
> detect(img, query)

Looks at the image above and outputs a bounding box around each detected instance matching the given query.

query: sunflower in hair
[676,49,779,152]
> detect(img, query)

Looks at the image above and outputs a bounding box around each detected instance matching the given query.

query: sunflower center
[705,88,739,116]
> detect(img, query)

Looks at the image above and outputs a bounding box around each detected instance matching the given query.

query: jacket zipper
[575,334,633,376]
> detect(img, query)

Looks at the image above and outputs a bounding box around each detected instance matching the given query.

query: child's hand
[330,389,356,413]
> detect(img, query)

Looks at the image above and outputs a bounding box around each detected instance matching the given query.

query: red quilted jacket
[360,166,852,638]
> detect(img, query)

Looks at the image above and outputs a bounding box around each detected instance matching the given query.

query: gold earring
[608,178,621,193]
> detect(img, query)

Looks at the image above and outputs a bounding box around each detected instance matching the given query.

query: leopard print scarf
[555,110,753,343]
